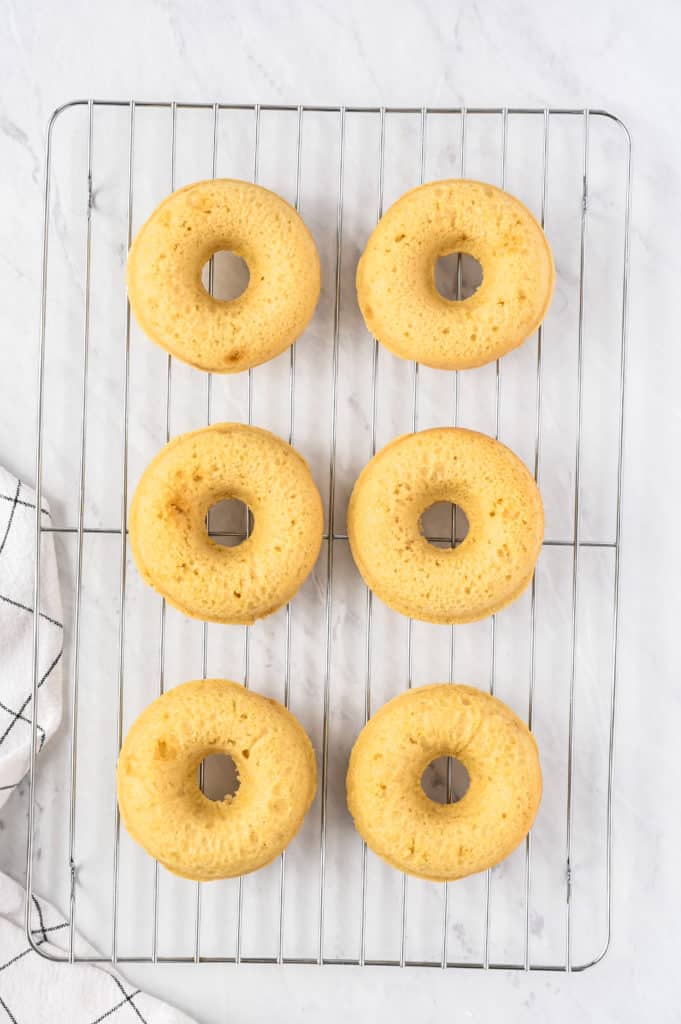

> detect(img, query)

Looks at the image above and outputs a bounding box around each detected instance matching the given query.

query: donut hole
[434,252,483,301]
[420,502,469,549]
[199,753,240,801]
[202,250,250,300]
[421,756,470,804]
[207,498,253,548]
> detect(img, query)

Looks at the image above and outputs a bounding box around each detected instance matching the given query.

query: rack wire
[27,101,630,971]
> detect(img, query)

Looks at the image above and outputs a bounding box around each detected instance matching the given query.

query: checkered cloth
[0,873,195,1023]
[0,465,63,807]
[0,467,195,1024]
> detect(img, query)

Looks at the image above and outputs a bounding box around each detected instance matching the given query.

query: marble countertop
[1,0,678,1020]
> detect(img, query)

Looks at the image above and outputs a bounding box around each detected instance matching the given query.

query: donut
[356,179,554,370]
[126,179,321,373]
[347,684,541,881]
[129,423,323,625]
[117,678,317,880]
[347,427,543,624]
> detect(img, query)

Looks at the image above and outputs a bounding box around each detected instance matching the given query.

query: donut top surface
[346,683,542,881]
[356,179,554,370]
[117,678,317,880]
[129,423,323,625]
[126,178,321,373]
[348,427,544,624]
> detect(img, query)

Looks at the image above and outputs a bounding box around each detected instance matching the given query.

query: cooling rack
[27,101,630,972]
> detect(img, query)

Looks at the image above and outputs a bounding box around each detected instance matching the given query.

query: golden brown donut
[129,423,323,624]
[347,427,543,624]
[356,179,554,370]
[117,679,317,881]
[347,684,541,881]
[127,179,321,373]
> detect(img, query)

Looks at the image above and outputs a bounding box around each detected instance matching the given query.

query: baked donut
[129,423,323,624]
[117,679,317,880]
[356,179,554,370]
[126,179,321,373]
[347,684,541,881]
[347,427,543,624]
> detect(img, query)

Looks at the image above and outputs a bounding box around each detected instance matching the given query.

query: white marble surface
[1,0,679,1020]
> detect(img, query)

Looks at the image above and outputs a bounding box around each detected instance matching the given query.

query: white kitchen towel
[0,873,195,1023]
[0,465,63,809]
[0,466,196,1024]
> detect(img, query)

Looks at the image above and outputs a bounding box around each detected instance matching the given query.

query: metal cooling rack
[27,101,630,972]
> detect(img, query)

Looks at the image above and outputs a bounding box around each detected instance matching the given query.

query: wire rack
[27,101,630,972]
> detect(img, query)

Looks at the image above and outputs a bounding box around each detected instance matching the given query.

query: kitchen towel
[0,872,196,1023]
[0,464,63,808]
[0,466,196,1024]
